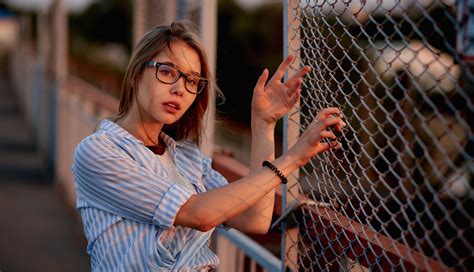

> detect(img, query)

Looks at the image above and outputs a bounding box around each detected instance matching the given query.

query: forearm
[176,154,298,232]
[250,119,276,171]
[241,119,277,229]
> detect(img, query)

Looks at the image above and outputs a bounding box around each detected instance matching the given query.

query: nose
[170,76,186,97]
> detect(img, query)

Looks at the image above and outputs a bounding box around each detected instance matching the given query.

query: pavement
[0,72,90,271]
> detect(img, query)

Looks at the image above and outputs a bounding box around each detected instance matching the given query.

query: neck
[116,111,164,146]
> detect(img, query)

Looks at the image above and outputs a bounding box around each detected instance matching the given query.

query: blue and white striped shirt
[72,119,229,271]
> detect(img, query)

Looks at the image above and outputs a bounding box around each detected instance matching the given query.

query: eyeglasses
[146,61,208,94]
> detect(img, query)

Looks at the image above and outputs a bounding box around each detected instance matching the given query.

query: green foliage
[216,0,283,124]
[69,0,132,51]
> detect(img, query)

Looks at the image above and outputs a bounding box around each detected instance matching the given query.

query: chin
[154,116,180,125]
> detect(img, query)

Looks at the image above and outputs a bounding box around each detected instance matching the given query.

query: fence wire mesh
[284,0,473,271]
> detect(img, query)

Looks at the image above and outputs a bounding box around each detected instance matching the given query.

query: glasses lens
[185,75,203,94]
[156,65,179,84]
[197,79,207,94]
[154,62,207,94]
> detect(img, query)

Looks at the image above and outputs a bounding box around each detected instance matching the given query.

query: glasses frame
[146,61,208,94]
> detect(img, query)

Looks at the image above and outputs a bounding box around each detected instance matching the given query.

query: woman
[72,21,345,271]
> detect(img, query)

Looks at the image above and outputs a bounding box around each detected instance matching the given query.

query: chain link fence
[284,0,473,271]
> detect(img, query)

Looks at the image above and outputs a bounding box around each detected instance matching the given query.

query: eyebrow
[160,61,201,77]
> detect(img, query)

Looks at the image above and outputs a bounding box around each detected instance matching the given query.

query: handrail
[67,75,118,113]
[212,153,452,271]
[215,228,281,271]
[211,153,283,271]
[301,204,452,271]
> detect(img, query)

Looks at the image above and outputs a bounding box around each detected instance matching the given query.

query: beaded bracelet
[262,160,288,184]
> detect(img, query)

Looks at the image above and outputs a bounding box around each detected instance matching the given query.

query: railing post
[133,0,148,46]
[34,5,50,168]
[51,0,67,174]
[283,0,301,271]
[199,0,217,157]
[133,0,177,46]
[149,0,177,27]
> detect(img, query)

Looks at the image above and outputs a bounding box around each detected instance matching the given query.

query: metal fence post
[199,0,217,157]
[283,0,302,271]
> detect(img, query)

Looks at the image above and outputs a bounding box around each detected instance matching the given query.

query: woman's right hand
[287,107,346,167]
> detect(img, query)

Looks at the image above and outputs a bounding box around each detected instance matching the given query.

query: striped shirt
[72,119,229,271]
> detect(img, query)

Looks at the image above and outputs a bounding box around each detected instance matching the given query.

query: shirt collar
[98,119,183,150]
[159,131,179,150]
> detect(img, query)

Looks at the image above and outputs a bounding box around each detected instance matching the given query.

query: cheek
[137,90,150,110]
[183,96,197,112]
[138,83,158,110]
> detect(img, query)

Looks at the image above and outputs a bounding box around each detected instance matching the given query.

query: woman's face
[136,41,201,125]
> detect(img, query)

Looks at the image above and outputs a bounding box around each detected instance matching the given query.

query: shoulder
[174,140,208,173]
[73,130,129,169]
[176,141,216,171]
[75,132,116,155]
[176,140,204,158]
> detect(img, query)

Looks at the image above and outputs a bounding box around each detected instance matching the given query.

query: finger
[287,79,303,97]
[329,140,341,149]
[319,131,341,150]
[335,119,347,128]
[319,130,336,140]
[334,116,348,130]
[284,65,310,88]
[317,116,345,130]
[254,69,269,94]
[289,89,301,106]
[270,55,295,83]
[317,107,341,119]
[316,142,332,153]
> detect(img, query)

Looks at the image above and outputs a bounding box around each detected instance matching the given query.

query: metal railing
[11,1,473,271]
[282,0,473,271]
[9,2,283,271]
[211,152,283,272]
[214,228,281,272]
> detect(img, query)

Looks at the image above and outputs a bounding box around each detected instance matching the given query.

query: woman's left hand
[251,55,310,127]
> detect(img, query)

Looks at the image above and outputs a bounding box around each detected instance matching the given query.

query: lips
[162,101,181,113]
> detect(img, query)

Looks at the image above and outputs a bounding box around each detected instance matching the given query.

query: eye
[186,76,199,86]
[158,65,178,78]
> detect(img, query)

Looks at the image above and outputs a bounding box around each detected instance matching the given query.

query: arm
[224,55,310,233]
[221,120,275,233]
[72,135,195,229]
[175,106,346,232]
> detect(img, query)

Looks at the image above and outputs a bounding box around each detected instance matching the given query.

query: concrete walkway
[0,74,90,271]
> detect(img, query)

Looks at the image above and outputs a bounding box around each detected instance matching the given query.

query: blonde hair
[114,20,220,145]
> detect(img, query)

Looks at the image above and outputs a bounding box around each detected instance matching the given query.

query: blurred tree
[69,0,132,51]
[68,0,132,96]
[216,0,283,124]
[0,3,9,10]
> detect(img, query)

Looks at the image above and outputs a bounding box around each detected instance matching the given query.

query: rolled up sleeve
[72,135,195,229]
[152,183,194,228]
[201,156,229,191]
